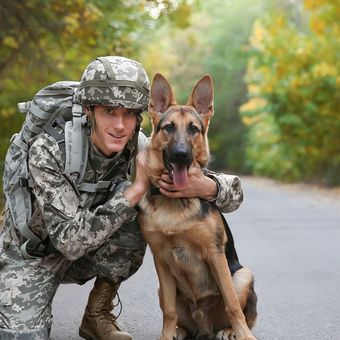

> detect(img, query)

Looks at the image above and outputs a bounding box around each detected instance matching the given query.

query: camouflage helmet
[75,56,150,110]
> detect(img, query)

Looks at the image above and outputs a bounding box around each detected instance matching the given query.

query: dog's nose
[172,145,191,164]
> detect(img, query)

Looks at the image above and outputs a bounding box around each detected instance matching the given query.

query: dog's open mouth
[171,163,188,188]
[163,150,189,188]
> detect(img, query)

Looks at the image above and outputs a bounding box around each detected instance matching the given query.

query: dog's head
[148,73,214,188]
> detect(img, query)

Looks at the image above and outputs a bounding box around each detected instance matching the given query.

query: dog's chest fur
[139,194,221,301]
[166,239,220,301]
[139,193,203,234]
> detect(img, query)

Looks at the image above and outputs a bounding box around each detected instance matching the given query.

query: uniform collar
[89,141,123,175]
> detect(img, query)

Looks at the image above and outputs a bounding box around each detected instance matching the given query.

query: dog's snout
[171,145,191,164]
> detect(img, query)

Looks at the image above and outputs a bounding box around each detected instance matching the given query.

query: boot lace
[101,292,123,328]
[112,291,123,319]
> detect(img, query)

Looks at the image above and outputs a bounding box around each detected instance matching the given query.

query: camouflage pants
[0,220,146,339]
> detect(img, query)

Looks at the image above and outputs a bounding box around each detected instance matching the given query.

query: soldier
[0,56,244,340]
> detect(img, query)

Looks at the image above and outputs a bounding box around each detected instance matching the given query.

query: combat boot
[79,277,132,340]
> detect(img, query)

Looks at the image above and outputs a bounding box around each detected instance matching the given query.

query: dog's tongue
[172,163,188,188]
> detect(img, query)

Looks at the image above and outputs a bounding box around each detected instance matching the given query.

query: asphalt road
[50,177,340,340]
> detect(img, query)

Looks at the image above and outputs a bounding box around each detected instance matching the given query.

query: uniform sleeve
[28,134,137,261]
[205,170,243,213]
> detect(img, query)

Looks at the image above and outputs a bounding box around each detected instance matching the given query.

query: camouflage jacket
[1,133,243,261]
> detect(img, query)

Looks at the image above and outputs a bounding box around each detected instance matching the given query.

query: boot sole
[79,326,133,340]
[79,327,97,340]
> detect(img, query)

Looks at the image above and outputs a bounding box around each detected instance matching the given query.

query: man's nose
[113,114,124,129]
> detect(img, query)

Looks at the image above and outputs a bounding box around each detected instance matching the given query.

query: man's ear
[83,106,90,115]
[187,75,214,121]
[149,73,176,122]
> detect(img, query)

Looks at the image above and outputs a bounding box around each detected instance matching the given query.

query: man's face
[89,105,138,157]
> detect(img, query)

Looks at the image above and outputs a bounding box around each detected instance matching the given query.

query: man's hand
[124,149,150,206]
[158,166,217,201]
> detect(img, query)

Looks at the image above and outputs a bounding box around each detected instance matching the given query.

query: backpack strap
[29,101,53,120]
[77,148,124,193]
[20,239,53,259]
[64,103,89,183]
[6,167,47,259]
[78,180,113,193]
[43,116,67,143]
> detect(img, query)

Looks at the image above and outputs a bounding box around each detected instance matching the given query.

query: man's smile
[108,132,126,139]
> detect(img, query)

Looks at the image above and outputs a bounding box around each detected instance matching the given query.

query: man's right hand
[124,149,150,206]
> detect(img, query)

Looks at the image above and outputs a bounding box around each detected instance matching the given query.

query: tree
[241,0,340,185]
[141,0,270,172]
[0,0,193,205]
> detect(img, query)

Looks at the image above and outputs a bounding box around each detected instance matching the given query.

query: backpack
[2,81,91,258]
[2,81,146,259]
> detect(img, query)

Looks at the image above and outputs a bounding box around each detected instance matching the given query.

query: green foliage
[200,0,270,172]
[241,0,340,185]
[1,0,338,212]
[141,0,269,172]
[0,0,192,206]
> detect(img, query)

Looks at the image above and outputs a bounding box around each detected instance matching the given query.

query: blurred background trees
[141,0,271,171]
[0,0,192,206]
[0,0,339,207]
[241,0,340,185]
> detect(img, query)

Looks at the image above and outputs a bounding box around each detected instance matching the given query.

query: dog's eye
[163,123,175,133]
[188,124,200,135]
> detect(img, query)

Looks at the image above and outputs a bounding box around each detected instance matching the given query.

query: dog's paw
[160,332,184,340]
[176,327,188,340]
[216,328,236,340]
[160,335,175,340]
[216,328,257,340]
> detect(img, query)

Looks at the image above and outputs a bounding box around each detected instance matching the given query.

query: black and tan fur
[138,74,257,340]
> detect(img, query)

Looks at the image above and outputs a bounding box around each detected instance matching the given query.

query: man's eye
[163,123,175,133]
[189,124,200,135]
[105,108,114,115]
[126,110,137,116]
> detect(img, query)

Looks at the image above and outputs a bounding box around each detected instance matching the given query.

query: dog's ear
[149,73,176,117]
[187,75,214,119]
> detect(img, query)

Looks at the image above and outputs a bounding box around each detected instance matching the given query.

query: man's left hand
[158,167,217,201]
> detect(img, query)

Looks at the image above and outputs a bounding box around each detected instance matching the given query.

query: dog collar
[149,185,161,196]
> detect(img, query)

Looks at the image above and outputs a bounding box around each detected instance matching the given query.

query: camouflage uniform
[0,132,146,339]
[0,56,244,339]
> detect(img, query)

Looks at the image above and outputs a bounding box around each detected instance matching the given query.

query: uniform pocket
[0,289,12,306]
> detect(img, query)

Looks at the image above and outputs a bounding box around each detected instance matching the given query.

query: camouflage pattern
[0,133,146,336]
[3,82,79,253]
[205,170,244,213]
[75,56,150,110]
[0,133,243,337]
[0,327,50,340]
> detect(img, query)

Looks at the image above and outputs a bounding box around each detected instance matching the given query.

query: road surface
[51,177,340,340]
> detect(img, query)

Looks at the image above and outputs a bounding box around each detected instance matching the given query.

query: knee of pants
[62,230,147,285]
[96,242,147,284]
[128,243,147,276]
[0,253,64,333]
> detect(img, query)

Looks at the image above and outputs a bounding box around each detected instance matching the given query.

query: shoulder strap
[64,103,89,183]
[128,131,149,180]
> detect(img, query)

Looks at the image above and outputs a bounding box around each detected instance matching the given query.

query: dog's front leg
[207,252,256,340]
[153,256,178,340]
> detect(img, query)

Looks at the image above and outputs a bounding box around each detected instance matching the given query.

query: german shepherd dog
[138,74,257,340]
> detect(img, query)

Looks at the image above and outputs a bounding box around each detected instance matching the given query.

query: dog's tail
[220,212,243,275]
